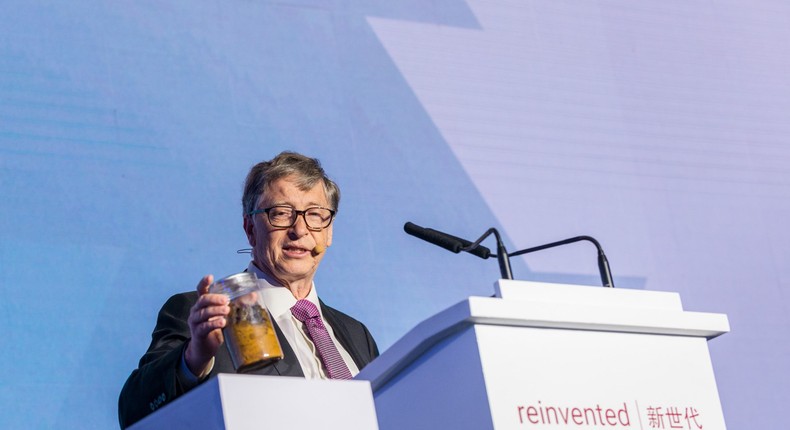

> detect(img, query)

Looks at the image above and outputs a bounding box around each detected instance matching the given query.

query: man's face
[244,176,333,286]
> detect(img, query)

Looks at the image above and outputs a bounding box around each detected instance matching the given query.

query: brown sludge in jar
[225,303,283,372]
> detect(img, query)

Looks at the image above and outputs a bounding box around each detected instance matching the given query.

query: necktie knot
[291,299,320,322]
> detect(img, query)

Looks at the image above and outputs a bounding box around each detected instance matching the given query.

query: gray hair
[242,151,340,216]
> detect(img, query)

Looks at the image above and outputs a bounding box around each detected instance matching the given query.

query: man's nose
[289,213,310,236]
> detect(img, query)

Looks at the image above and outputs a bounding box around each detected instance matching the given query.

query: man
[118,152,379,428]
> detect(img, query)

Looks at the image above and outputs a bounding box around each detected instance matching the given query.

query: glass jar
[209,272,284,371]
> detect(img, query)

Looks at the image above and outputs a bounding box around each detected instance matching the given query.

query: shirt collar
[246,261,321,319]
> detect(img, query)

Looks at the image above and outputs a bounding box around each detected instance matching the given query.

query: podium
[128,374,379,430]
[356,280,730,429]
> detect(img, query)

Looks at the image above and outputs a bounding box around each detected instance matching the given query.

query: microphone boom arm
[461,228,513,280]
[508,236,615,288]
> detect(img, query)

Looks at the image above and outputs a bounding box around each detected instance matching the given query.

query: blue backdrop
[1,1,788,428]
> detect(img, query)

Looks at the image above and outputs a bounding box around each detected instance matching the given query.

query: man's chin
[273,263,317,283]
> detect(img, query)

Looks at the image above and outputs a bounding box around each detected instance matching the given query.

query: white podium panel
[479,325,725,429]
[129,374,379,430]
[358,280,729,430]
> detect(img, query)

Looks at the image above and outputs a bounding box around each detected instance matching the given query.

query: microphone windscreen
[313,244,326,255]
[403,222,462,253]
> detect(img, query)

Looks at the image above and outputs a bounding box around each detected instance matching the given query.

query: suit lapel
[268,318,304,377]
[320,301,367,370]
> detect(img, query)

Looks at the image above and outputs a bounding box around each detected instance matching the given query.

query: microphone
[403,222,491,259]
[312,244,326,255]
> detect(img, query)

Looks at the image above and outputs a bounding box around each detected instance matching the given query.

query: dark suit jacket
[118,291,379,429]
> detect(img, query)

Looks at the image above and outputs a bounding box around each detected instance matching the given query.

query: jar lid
[208,272,261,300]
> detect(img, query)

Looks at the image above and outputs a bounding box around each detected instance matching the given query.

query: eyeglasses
[249,205,336,231]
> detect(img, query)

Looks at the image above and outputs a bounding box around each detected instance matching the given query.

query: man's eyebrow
[268,201,326,208]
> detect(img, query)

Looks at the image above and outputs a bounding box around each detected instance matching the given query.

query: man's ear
[243,215,256,246]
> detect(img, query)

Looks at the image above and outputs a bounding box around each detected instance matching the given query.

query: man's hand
[184,274,230,376]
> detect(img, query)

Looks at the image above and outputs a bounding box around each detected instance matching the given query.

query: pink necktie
[290,300,353,380]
